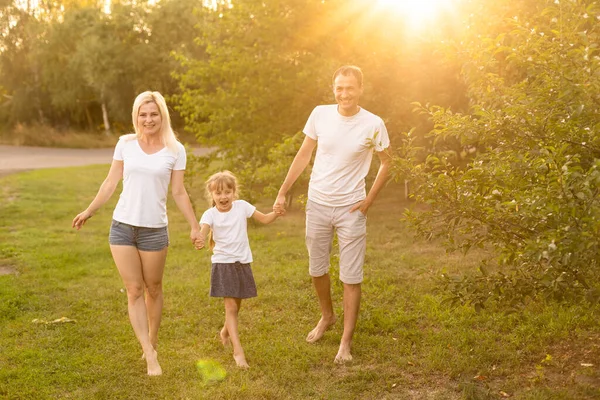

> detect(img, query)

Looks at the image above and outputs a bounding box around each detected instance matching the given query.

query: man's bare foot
[219,326,230,347]
[306,316,337,343]
[334,343,353,364]
[144,348,162,376]
[233,352,249,369]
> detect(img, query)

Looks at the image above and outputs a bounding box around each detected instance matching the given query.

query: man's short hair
[332,65,363,87]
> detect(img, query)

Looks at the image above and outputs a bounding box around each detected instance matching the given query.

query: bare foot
[334,343,353,364]
[233,352,249,369]
[220,326,230,347]
[144,348,162,376]
[306,316,337,343]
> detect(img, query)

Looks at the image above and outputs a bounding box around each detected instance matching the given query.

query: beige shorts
[305,199,367,284]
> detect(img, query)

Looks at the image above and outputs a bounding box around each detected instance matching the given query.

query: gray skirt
[210,262,257,299]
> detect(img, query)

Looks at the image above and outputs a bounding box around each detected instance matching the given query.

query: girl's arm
[72,159,123,230]
[170,170,202,243]
[252,210,278,225]
[194,223,211,249]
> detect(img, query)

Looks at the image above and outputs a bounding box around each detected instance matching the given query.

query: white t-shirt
[200,200,257,264]
[112,135,186,228]
[303,105,390,207]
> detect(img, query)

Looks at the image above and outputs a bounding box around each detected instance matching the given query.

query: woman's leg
[223,297,248,368]
[110,245,162,376]
[139,249,167,351]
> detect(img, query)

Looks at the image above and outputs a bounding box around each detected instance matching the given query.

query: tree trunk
[101,99,111,135]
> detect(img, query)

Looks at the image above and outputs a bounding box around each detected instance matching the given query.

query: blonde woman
[72,91,201,376]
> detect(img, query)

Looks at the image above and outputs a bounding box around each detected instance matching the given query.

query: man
[273,65,391,363]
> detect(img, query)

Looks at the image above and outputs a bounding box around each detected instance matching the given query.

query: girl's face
[211,184,235,212]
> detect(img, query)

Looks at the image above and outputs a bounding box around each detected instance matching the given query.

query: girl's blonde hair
[130,91,179,153]
[204,171,239,249]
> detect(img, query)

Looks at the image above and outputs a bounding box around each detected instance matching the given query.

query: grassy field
[0,166,599,399]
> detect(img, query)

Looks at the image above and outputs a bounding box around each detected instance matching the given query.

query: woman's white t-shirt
[303,105,390,207]
[199,200,256,264]
[112,135,186,228]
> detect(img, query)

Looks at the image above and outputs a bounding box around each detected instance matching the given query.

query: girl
[195,171,278,368]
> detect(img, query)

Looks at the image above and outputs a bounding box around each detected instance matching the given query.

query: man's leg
[306,273,337,343]
[335,283,361,363]
[335,204,367,362]
[305,200,337,343]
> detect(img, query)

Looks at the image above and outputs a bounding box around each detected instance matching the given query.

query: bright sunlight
[376,0,456,28]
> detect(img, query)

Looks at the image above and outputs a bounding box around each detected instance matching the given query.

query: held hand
[194,237,205,250]
[190,229,202,245]
[72,210,92,230]
[273,194,287,216]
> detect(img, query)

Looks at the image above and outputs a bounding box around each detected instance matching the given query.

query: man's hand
[273,193,287,216]
[349,200,370,216]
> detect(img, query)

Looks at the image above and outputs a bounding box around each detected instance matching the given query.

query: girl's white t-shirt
[112,136,186,228]
[199,200,256,264]
[303,105,390,207]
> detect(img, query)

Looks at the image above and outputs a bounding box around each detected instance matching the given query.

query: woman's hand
[72,210,93,230]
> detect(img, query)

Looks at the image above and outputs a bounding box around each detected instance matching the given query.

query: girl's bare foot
[220,326,230,347]
[233,351,249,369]
[144,348,162,376]
[306,316,337,343]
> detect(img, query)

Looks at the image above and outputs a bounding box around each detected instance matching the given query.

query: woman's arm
[171,170,201,243]
[72,159,123,230]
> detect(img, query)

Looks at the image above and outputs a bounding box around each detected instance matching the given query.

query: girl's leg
[110,245,162,376]
[139,249,167,351]
[223,297,248,368]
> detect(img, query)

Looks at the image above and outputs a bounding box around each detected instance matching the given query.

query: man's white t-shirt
[200,200,256,264]
[303,105,390,207]
[112,135,186,228]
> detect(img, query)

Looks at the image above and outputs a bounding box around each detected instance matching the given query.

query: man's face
[333,73,363,116]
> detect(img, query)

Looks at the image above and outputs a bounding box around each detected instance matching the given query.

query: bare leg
[140,249,167,351]
[110,245,162,376]
[306,274,337,343]
[224,298,248,368]
[334,283,361,364]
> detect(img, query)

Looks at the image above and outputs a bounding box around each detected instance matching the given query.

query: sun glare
[376,0,456,28]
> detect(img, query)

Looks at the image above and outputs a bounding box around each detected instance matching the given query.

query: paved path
[0,145,211,176]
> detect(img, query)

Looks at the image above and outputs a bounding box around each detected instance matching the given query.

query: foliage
[398,0,600,308]
[1,167,599,398]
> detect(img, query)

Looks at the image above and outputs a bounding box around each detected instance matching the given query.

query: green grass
[1,166,599,399]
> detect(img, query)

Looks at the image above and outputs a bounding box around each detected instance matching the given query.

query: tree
[398,0,600,308]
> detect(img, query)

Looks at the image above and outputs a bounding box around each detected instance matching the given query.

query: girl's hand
[273,194,286,216]
[190,229,202,244]
[194,237,205,250]
[72,210,92,230]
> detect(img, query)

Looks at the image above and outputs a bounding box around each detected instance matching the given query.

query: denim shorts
[108,220,169,251]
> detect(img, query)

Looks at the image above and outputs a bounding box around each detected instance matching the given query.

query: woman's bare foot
[144,348,162,376]
[233,351,249,369]
[306,316,337,343]
[220,326,230,347]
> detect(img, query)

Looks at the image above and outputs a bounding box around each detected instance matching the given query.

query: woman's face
[137,102,162,137]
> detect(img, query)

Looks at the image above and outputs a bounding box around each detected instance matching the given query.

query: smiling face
[137,102,162,137]
[210,183,236,212]
[333,73,363,117]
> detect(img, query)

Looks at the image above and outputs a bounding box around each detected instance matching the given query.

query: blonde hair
[204,171,239,250]
[205,170,239,205]
[131,91,179,153]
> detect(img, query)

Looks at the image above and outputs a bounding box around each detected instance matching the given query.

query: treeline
[0,0,203,132]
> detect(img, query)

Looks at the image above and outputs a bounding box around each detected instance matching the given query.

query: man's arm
[350,147,392,215]
[273,135,317,215]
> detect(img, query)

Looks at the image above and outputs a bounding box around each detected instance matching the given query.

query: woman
[72,91,201,376]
